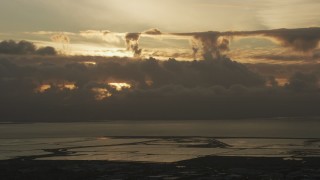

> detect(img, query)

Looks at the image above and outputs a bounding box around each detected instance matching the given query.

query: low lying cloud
[0,54,265,89]
[0,54,319,121]
[1,27,320,121]
[0,40,57,55]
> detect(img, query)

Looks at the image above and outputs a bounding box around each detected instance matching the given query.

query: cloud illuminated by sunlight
[36,83,77,93]
[109,83,132,91]
[80,61,97,66]
[36,84,51,93]
[92,88,112,100]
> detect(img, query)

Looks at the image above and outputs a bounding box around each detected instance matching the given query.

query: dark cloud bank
[220,27,320,52]
[0,40,320,122]
[0,40,57,56]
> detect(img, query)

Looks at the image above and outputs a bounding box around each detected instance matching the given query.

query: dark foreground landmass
[1,156,320,180]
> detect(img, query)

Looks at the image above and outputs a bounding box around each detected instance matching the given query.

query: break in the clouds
[79,30,122,44]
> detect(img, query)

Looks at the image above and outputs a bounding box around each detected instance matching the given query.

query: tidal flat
[1,119,320,179]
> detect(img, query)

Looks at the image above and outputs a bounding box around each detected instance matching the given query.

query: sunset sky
[2,2,320,178]
[2,0,320,32]
[1,0,320,63]
[1,0,320,121]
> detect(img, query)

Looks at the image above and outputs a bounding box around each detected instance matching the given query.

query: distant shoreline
[1,116,320,124]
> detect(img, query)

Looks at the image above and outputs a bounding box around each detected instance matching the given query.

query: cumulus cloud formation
[0,54,319,121]
[125,33,142,57]
[166,31,232,60]
[191,32,230,60]
[0,55,265,89]
[1,27,320,121]
[286,72,319,92]
[123,29,230,60]
[0,40,57,55]
[36,46,57,56]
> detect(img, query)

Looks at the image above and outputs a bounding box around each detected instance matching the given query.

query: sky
[1,0,320,32]
[1,0,320,121]
[1,0,320,62]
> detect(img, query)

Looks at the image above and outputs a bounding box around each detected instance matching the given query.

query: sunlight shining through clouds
[109,83,132,91]
[1,1,320,179]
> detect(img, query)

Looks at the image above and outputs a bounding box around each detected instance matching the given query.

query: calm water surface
[1,118,319,162]
[1,118,319,139]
